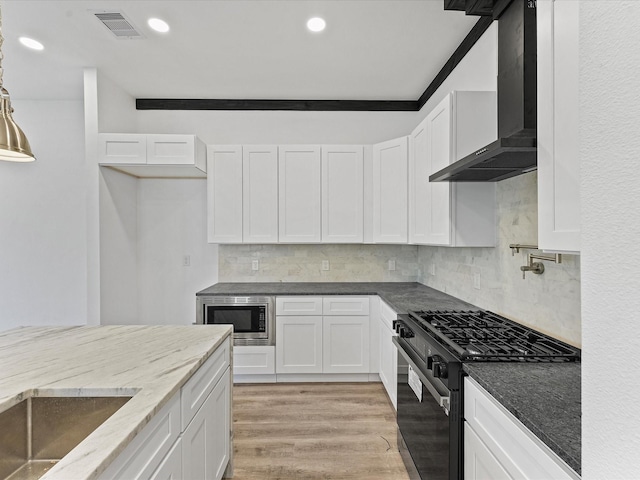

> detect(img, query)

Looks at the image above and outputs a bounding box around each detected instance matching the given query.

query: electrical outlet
[252,259,259,271]
[430,264,436,276]
[473,273,481,290]
[322,260,330,271]
[183,255,191,267]
[388,259,396,271]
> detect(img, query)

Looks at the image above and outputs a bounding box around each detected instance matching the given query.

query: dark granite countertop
[464,362,581,475]
[197,282,477,314]
[197,282,581,475]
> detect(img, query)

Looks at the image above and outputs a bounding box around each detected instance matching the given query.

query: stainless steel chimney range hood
[430,0,537,182]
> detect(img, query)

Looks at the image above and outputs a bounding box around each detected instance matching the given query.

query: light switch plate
[388,260,396,271]
[322,260,330,271]
[252,259,259,271]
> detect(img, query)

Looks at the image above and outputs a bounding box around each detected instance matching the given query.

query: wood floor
[231,382,410,480]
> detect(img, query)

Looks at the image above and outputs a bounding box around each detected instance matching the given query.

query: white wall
[136,109,420,146]
[580,1,640,478]
[99,168,139,325]
[416,22,498,121]
[0,100,87,330]
[97,71,138,134]
[137,179,218,325]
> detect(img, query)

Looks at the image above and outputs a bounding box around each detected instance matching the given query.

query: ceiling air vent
[94,11,144,39]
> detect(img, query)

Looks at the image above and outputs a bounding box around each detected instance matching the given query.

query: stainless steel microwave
[196,296,275,346]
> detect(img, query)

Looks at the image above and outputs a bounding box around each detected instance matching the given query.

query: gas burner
[408,310,580,362]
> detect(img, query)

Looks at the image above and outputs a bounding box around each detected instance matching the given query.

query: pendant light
[0,2,35,162]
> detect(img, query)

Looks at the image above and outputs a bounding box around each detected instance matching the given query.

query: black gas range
[392,309,580,480]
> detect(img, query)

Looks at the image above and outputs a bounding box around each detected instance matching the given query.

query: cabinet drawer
[99,393,181,480]
[464,377,579,480]
[323,296,369,316]
[181,336,230,431]
[234,345,275,375]
[98,133,146,165]
[379,300,398,330]
[276,296,323,315]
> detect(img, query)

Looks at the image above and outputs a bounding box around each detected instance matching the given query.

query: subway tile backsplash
[219,244,420,283]
[218,172,581,347]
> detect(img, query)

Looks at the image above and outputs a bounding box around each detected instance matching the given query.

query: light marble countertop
[0,325,232,480]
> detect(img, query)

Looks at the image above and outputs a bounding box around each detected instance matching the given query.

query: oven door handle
[393,336,451,414]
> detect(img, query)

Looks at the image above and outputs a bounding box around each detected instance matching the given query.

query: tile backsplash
[217,172,581,347]
[219,244,419,283]
[418,172,581,347]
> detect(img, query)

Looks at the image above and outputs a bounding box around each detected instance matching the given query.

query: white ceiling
[2,0,478,101]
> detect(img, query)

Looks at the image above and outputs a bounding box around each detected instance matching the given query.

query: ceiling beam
[135,99,419,112]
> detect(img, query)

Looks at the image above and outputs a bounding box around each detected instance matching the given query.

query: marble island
[0,325,232,480]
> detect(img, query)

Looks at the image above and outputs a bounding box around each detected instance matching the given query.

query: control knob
[431,355,448,379]
[399,326,414,339]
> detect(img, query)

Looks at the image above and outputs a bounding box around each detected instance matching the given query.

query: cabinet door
[233,345,275,375]
[464,423,512,480]
[372,137,408,243]
[322,316,370,374]
[425,95,453,245]
[409,119,430,244]
[207,145,243,243]
[322,145,364,243]
[379,321,397,410]
[98,133,146,165]
[150,439,182,480]
[242,146,279,243]
[537,0,580,252]
[278,145,321,243]
[210,369,231,480]
[147,135,196,166]
[275,316,323,373]
[182,369,230,480]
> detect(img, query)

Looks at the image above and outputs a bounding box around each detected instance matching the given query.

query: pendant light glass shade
[0,87,35,162]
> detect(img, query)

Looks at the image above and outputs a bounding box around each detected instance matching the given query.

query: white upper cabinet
[409,119,430,244]
[98,133,206,178]
[420,92,497,246]
[278,146,322,243]
[322,145,364,243]
[242,145,279,244]
[207,145,243,244]
[372,137,409,243]
[537,0,580,253]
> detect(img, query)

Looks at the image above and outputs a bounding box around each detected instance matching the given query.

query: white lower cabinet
[464,377,580,480]
[233,345,276,378]
[149,439,182,480]
[464,424,511,480]
[275,296,371,378]
[378,318,397,410]
[275,315,323,374]
[183,369,231,480]
[378,299,405,410]
[100,337,232,480]
[322,316,370,373]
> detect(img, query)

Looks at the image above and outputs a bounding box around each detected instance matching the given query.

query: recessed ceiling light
[148,18,170,33]
[306,17,326,33]
[19,37,44,51]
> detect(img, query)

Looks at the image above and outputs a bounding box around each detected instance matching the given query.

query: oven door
[393,336,459,480]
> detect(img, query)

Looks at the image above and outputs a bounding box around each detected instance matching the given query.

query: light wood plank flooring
[232,382,410,480]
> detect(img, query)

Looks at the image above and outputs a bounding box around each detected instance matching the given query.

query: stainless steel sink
[0,396,132,480]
